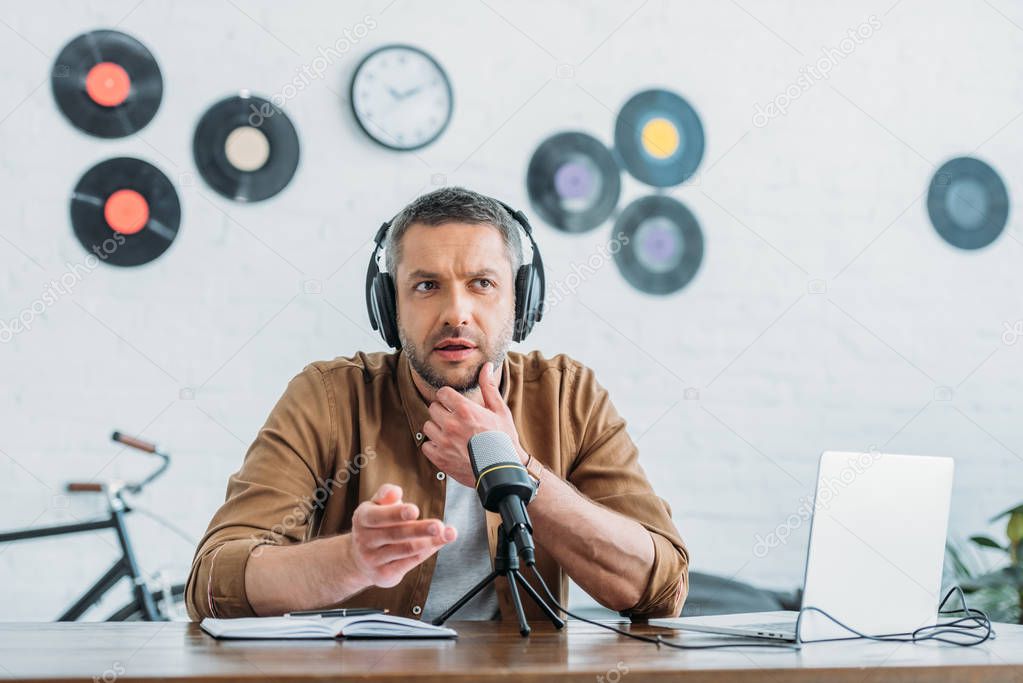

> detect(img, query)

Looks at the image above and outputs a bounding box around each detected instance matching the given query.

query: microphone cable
[526,565,802,651]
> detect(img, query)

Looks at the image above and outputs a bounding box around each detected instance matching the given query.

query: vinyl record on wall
[614,89,704,188]
[927,157,1009,250]
[193,93,300,202]
[70,157,181,267]
[526,131,620,233]
[51,29,163,138]
[613,195,703,295]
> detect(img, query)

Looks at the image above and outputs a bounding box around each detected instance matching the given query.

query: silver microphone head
[468,431,519,479]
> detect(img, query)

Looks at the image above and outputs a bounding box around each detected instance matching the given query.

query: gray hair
[383,187,524,277]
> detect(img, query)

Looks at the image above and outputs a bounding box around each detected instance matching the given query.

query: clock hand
[397,85,423,99]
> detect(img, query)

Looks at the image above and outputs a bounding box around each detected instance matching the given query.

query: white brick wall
[0,0,1020,619]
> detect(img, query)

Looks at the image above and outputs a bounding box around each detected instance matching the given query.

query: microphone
[468,431,537,565]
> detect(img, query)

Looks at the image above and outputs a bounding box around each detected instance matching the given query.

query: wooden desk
[1,620,1021,682]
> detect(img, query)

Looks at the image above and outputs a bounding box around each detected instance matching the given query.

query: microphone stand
[430,526,565,636]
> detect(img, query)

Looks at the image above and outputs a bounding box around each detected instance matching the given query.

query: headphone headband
[365,197,546,348]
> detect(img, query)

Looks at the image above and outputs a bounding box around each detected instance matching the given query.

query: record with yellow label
[614,89,704,188]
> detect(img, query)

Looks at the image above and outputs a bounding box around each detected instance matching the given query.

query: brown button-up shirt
[185,349,689,622]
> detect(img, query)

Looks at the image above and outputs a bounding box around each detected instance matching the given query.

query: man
[185,187,688,623]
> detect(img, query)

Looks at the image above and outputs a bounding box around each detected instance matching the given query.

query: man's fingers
[364,519,448,548]
[371,483,403,504]
[378,544,447,580]
[360,501,420,527]
[422,418,443,442]
[368,528,457,564]
[479,361,505,413]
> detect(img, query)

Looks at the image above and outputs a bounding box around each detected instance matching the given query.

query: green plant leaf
[970,535,1008,551]
[945,541,975,579]
[959,566,1023,591]
[990,503,1023,523]
[1007,511,1023,545]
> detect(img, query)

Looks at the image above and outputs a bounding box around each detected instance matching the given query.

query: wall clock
[350,44,453,151]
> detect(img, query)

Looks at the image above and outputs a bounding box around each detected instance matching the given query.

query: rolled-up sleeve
[563,362,689,620]
[185,364,338,620]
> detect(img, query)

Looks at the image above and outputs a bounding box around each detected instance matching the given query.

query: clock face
[350,45,453,151]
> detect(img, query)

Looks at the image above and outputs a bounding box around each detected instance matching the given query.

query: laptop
[651,451,954,642]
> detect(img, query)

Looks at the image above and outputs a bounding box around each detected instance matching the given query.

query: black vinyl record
[51,29,163,138]
[526,131,620,233]
[927,157,1009,250]
[193,93,300,202]
[614,89,704,188]
[70,157,180,267]
[613,195,703,295]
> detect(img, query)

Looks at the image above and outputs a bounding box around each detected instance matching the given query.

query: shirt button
[436,471,446,481]
[412,605,422,615]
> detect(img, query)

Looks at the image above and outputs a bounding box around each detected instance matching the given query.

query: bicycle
[0,431,189,621]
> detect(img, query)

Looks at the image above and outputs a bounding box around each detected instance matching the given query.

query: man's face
[395,222,516,394]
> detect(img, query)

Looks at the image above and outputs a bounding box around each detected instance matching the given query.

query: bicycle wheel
[107,582,186,621]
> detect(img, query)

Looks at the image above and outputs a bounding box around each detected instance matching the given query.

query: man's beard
[399,317,513,395]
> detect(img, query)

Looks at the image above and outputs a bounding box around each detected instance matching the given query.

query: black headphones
[365,199,546,348]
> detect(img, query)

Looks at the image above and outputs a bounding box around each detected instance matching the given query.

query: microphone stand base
[430,527,564,636]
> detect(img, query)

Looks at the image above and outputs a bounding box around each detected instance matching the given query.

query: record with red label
[52,29,163,138]
[193,93,300,202]
[70,157,180,267]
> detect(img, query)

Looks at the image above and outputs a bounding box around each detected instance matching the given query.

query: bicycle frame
[0,494,163,621]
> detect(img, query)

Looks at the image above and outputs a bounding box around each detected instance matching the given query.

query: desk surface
[1,619,1021,682]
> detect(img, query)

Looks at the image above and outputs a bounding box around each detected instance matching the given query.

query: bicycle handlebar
[67,482,104,493]
[112,431,158,453]
[66,433,172,496]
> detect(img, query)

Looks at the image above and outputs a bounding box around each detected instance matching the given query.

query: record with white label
[193,93,300,202]
[526,131,620,234]
[927,157,1009,250]
[51,29,163,138]
[613,195,703,295]
[70,157,180,267]
[614,89,704,188]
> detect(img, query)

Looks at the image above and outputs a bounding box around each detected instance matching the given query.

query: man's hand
[348,483,457,589]
[421,361,528,487]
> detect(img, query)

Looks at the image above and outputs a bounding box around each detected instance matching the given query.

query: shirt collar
[396,349,511,448]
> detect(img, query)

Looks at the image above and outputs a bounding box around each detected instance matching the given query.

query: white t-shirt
[419,477,499,621]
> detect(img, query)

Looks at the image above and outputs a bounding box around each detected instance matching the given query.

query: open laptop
[651,451,954,642]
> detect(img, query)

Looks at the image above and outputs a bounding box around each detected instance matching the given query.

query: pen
[284,608,388,618]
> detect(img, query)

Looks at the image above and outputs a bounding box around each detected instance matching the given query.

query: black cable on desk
[526,565,802,651]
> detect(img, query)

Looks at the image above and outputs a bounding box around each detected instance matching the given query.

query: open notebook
[200,614,457,640]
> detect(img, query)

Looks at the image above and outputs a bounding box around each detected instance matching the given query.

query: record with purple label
[70,157,180,267]
[927,157,1009,250]
[193,93,300,202]
[526,131,620,233]
[613,195,703,295]
[51,29,163,138]
[614,89,704,188]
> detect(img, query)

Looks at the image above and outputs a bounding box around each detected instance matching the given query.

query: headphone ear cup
[513,264,534,342]
[374,272,400,348]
